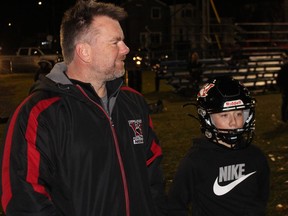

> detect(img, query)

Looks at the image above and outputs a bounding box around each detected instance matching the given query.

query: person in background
[187,51,202,92]
[167,76,270,216]
[276,53,288,122]
[34,60,53,81]
[0,1,166,215]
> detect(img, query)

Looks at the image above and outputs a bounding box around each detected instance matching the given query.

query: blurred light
[38,1,43,6]
[133,56,142,61]
[133,56,142,66]
[41,41,49,46]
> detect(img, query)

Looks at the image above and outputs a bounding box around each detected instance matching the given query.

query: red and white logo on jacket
[128,119,144,145]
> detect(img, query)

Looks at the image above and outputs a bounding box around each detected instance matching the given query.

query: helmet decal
[198,83,215,97]
[224,99,244,108]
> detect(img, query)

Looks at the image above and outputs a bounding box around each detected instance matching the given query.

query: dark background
[0,0,283,52]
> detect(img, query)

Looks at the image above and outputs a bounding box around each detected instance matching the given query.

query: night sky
[0,0,268,33]
[0,0,281,51]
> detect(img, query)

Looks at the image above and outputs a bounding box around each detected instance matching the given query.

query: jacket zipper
[76,85,130,216]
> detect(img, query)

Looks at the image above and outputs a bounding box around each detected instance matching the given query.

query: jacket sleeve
[145,115,167,216]
[1,96,60,216]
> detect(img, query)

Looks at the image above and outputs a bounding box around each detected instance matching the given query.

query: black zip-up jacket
[167,137,270,216]
[1,63,166,216]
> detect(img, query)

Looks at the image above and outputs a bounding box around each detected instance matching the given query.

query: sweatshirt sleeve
[166,155,195,216]
[258,152,270,206]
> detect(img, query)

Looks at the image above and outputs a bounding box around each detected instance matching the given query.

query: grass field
[0,70,288,215]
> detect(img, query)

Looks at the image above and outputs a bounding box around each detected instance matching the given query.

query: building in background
[121,0,171,62]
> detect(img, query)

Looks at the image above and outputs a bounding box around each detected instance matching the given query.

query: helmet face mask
[197,76,255,149]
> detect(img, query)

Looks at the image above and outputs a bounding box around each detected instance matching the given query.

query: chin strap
[183,102,200,122]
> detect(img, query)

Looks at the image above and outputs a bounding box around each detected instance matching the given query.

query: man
[1,1,166,215]
[276,53,288,122]
[187,51,202,93]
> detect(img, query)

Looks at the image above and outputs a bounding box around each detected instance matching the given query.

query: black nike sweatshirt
[167,137,270,216]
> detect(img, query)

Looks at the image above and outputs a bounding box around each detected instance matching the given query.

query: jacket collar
[46,62,124,98]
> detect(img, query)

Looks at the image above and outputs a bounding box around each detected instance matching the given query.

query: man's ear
[75,43,91,63]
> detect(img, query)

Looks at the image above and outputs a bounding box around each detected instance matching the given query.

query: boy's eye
[236,111,243,117]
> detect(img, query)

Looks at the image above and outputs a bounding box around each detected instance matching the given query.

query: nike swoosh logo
[213,171,256,196]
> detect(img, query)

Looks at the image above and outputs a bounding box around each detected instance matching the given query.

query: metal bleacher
[154,22,287,96]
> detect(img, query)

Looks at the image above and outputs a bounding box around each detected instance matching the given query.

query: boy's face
[210,110,244,130]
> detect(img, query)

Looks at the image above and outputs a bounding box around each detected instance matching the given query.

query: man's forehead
[92,16,124,38]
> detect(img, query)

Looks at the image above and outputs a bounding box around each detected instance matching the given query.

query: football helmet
[196,76,255,149]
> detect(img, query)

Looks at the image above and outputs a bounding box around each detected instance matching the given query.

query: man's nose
[121,42,130,55]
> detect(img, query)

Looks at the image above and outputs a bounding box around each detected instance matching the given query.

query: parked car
[0,47,62,73]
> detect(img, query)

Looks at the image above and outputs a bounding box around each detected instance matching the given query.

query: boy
[167,76,270,216]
